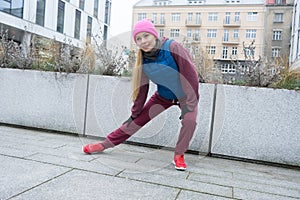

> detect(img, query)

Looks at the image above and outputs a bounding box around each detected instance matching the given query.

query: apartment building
[290,0,300,69]
[132,0,266,78]
[0,0,111,51]
[265,0,293,62]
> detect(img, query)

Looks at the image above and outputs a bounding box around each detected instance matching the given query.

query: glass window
[194,29,200,41]
[104,0,111,25]
[223,29,229,41]
[247,12,258,21]
[171,13,180,22]
[208,12,218,21]
[160,13,165,24]
[57,0,65,33]
[206,46,216,54]
[94,0,98,18]
[272,48,280,57]
[207,29,217,38]
[274,13,283,22]
[74,10,81,39]
[233,29,239,38]
[246,29,256,39]
[152,13,157,24]
[188,12,193,22]
[235,12,240,22]
[222,46,228,59]
[159,29,164,37]
[36,0,46,26]
[138,13,146,21]
[170,29,180,37]
[86,16,92,43]
[221,64,236,74]
[79,0,85,10]
[0,0,24,18]
[195,12,201,24]
[187,29,192,37]
[272,30,282,40]
[225,12,230,24]
[232,46,237,55]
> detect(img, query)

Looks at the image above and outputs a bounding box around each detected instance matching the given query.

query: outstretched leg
[83,93,174,153]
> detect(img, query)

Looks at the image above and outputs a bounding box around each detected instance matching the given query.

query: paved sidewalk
[0,125,299,200]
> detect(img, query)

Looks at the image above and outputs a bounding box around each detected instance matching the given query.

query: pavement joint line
[53,144,68,149]
[114,169,126,177]
[174,189,182,200]
[186,171,192,180]
[6,168,74,200]
[134,157,143,163]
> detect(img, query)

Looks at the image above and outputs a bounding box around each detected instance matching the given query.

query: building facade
[132,0,266,80]
[132,0,294,81]
[289,0,300,69]
[0,0,111,50]
[265,0,293,63]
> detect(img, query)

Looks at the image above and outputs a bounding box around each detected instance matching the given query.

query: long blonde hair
[132,49,143,101]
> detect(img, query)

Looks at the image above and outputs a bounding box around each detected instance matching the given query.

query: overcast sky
[110,0,140,37]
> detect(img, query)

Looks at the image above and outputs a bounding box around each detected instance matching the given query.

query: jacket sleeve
[131,70,149,118]
[170,41,199,111]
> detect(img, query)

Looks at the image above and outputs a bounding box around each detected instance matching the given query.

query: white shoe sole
[172,161,186,171]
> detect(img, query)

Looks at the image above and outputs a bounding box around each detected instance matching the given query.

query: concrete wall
[0,68,299,166]
[211,84,300,166]
[0,68,87,134]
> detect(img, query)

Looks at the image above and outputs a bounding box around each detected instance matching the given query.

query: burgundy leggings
[102,92,198,155]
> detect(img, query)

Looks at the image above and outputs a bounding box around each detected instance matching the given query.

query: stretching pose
[83,19,199,170]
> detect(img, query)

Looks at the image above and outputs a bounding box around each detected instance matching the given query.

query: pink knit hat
[133,19,158,43]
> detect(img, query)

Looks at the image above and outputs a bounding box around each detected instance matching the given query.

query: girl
[83,19,199,171]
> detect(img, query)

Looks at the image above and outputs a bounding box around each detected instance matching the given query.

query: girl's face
[135,32,156,52]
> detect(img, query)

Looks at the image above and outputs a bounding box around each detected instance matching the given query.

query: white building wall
[0,0,108,48]
[290,0,300,69]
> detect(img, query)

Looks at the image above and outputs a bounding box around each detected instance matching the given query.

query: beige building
[132,0,266,79]
[264,0,294,63]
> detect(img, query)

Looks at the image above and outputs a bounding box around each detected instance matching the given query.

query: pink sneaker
[173,154,187,171]
[83,143,104,154]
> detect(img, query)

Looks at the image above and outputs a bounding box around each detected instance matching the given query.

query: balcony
[185,19,202,27]
[222,37,240,44]
[223,19,241,27]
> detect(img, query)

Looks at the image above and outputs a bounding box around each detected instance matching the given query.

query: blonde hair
[132,49,143,101]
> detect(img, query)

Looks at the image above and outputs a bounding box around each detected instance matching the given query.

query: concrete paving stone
[118,170,233,198]
[135,157,186,173]
[91,154,173,174]
[96,148,145,163]
[234,188,300,200]
[188,173,300,199]
[117,145,175,162]
[27,153,122,176]
[0,155,70,200]
[0,146,37,158]
[233,172,300,190]
[0,141,96,162]
[177,190,235,200]
[192,157,300,183]
[12,169,179,200]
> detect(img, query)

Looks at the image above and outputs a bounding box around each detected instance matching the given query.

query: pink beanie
[133,19,158,43]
